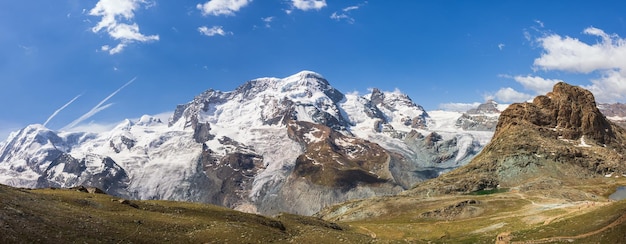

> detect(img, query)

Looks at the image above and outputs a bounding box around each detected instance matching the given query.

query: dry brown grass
[0,185,373,243]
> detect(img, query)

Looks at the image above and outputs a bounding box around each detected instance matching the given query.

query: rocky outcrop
[495,82,616,145]
[408,82,626,197]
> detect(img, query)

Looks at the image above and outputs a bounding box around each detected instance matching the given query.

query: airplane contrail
[43,94,82,127]
[62,77,137,130]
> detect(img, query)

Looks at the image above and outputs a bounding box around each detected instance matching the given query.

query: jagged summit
[495,82,617,145]
[408,82,626,197]
[169,71,347,131]
[467,99,500,114]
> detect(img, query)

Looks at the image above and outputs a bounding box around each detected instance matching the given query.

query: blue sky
[2,0,626,140]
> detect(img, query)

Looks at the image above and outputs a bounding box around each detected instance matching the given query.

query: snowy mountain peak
[136,115,163,126]
[364,88,429,130]
[287,70,326,80]
[243,70,343,103]
[169,71,350,134]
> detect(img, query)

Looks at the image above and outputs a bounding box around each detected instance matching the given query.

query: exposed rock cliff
[408,82,626,197]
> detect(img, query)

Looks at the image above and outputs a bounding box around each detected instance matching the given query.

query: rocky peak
[496,82,615,145]
[408,82,626,196]
[367,88,429,129]
[467,100,500,114]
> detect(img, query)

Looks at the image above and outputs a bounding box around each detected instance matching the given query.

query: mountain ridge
[0,71,487,215]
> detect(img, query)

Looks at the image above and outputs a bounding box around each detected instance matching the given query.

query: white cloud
[62,77,136,130]
[330,2,365,23]
[533,28,626,73]
[343,5,359,12]
[534,19,544,28]
[197,0,252,16]
[262,16,274,28]
[18,44,37,55]
[492,87,533,103]
[532,26,626,102]
[198,26,232,36]
[438,102,481,112]
[89,0,159,54]
[498,43,505,50]
[290,0,327,12]
[584,69,626,103]
[523,30,531,41]
[513,75,561,95]
[43,94,82,127]
[330,12,352,23]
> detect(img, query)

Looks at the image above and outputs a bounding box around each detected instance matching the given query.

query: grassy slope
[0,184,373,243]
[2,179,626,243]
[317,177,626,243]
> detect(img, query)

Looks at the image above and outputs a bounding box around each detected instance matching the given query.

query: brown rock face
[408,82,626,196]
[495,82,615,145]
[287,120,394,189]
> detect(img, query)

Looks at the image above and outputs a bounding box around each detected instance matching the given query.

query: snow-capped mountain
[455,100,507,131]
[0,71,492,215]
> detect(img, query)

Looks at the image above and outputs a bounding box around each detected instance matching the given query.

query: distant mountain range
[0,71,490,215]
[2,72,626,216]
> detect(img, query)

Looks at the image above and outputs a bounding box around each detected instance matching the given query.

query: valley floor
[2,177,626,243]
[319,177,626,243]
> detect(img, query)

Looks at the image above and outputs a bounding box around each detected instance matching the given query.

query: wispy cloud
[498,43,505,50]
[330,12,352,23]
[18,44,37,55]
[43,94,82,127]
[88,0,159,54]
[62,77,136,130]
[198,26,232,36]
[343,6,359,12]
[262,16,274,28]
[197,0,252,16]
[330,2,366,23]
[288,0,326,13]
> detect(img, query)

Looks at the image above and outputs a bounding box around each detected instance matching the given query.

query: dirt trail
[511,211,626,244]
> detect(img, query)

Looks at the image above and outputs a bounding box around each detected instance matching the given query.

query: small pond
[609,186,626,201]
[468,188,509,195]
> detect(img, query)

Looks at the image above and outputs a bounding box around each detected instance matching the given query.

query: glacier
[0,71,498,215]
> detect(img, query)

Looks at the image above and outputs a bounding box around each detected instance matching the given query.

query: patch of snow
[303,127,323,143]
[577,136,592,147]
